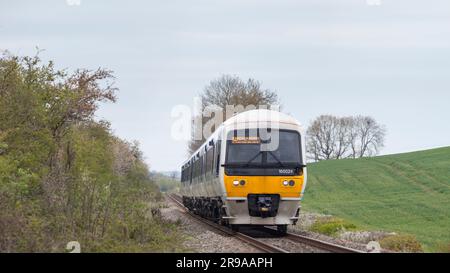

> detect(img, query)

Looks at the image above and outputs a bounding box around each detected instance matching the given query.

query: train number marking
[278,169,294,174]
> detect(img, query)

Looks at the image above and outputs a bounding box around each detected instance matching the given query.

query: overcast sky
[1,0,449,171]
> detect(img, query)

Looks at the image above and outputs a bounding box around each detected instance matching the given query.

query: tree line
[0,52,182,252]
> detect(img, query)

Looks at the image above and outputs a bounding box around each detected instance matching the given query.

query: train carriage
[180,109,307,234]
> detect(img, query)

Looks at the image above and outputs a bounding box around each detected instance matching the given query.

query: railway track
[167,194,365,253]
[167,193,288,253]
[262,226,365,253]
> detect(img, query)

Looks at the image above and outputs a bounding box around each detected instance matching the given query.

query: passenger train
[180,109,307,234]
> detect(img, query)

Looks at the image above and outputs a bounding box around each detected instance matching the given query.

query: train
[180,109,307,234]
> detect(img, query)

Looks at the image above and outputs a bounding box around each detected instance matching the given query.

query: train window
[210,145,215,175]
[183,165,188,182]
[209,147,214,174]
[205,147,214,178]
[206,152,210,178]
[188,162,192,184]
[193,159,198,181]
[227,143,262,164]
[200,157,202,178]
[200,154,204,181]
[202,154,205,180]
[196,157,201,181]
[215,140,221,177]
[226,129,302,165]
[186,164,191,183]
[266,131,301,164]
[196,159,199,179]
[198,159,201,179]
[204,153,207,179]
[203,154,206,180]
[191,161,195,181]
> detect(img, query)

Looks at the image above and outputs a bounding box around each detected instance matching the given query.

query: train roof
[223,109,301,127]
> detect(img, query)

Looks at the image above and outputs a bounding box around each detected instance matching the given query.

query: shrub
[309,217,357,236]
[0,52,185,252]
[379,234,423,253]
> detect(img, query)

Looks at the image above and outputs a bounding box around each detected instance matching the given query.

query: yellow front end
[224,175,304,199]
[222,174,304,226]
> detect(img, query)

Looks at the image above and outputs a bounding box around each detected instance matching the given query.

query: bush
[380,234,423,253]
[0,52,185,252]
[309,217,357,236]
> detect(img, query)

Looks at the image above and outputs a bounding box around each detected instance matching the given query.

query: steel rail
[285,232,365,253]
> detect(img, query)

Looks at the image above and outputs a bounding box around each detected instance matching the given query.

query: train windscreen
[225,130,303,176]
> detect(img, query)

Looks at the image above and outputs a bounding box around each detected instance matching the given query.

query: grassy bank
[303,147,450,252]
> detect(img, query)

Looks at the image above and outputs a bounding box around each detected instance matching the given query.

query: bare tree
[346,117,357,159]
[306,115,340,161]
[188,75,279,154]
[355,116,386,157]
[307,115,386,161]
[335,117,352,159]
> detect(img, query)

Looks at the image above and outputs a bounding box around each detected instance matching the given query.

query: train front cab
[221,127,306,232]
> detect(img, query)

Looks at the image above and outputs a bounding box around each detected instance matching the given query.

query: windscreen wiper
[221,150,263,168]
[243,151,264,167]
[266,151,285,168]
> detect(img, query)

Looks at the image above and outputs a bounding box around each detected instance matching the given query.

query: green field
[302,146,450,252]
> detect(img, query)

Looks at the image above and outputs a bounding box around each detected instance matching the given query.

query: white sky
[1,0,450,171]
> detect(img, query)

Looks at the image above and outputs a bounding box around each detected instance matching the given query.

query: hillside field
[303,147,450,252]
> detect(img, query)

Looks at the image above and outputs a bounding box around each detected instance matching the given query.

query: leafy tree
[0,51,182,252]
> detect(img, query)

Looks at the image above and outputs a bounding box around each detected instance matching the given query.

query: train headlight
[233,180,240,186]
[283,180,289,186]
[289,180,295,186]
[240,180,246,186]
